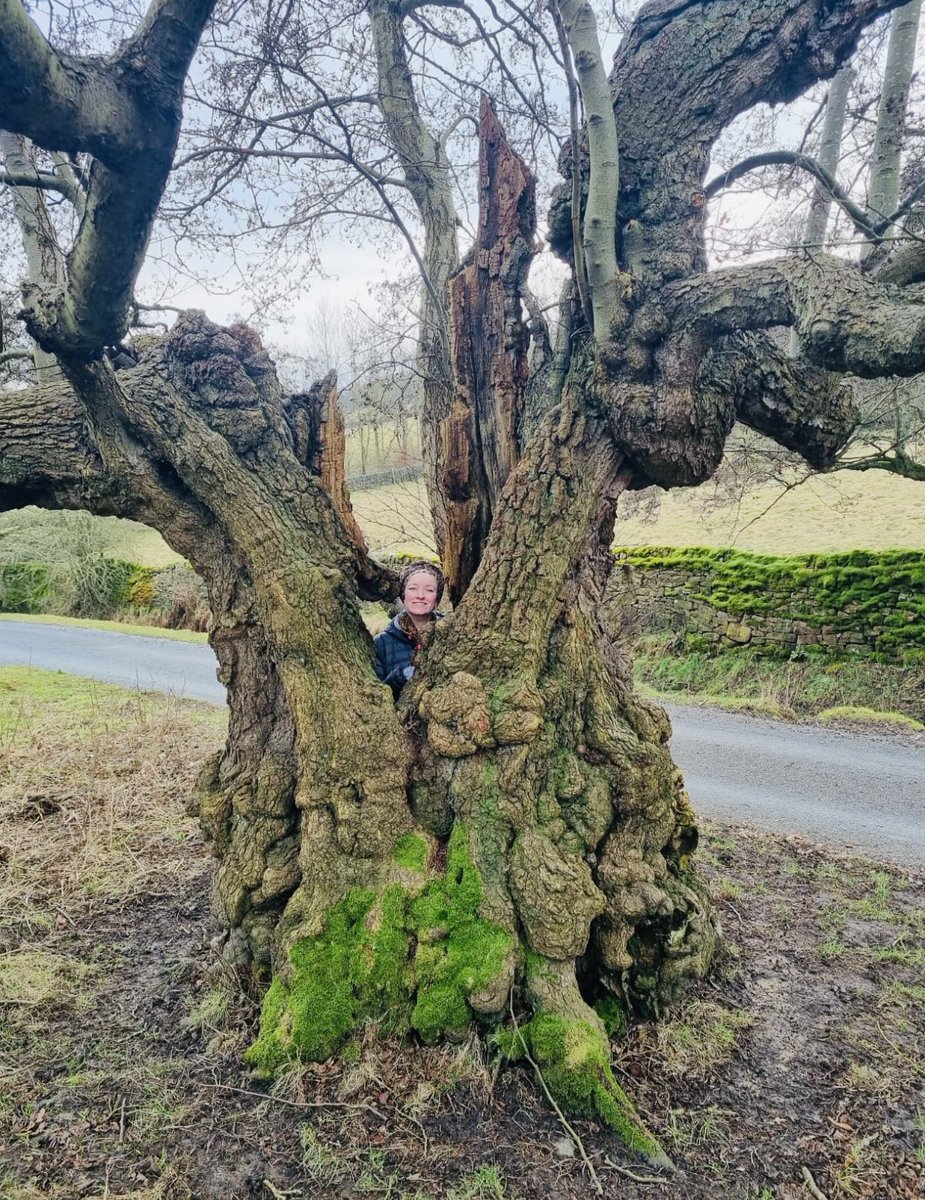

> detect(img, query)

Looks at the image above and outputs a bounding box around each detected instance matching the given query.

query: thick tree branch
[1,0,217,355]
[0,165,80,204]
[548,1,592,330]
[875,242,925,285]
[614,0,909,152]
[0,0,134,156]
[662,254,925,377]
[696,331,858,469]
[0,376,126,513]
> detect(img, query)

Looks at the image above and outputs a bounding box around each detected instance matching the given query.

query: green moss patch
[616,546,925,659]
[393,832,429,872]
[247,824,512,1071]
[506,1012,668,1165]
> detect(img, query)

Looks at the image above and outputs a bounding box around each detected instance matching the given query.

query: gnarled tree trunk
[4,0,925,1170]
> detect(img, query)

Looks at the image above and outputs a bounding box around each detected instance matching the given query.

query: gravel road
[1,618,922,869]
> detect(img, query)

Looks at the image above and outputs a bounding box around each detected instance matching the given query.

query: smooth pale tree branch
[548,1,591,329]
[553,0,619,338]
[0,348,35,367]
[863,0,922,255]
[0,130,65,379]
[704,151,876,239]
[663,254,925,377]
[0,132,67,289]
[0,165,80,204]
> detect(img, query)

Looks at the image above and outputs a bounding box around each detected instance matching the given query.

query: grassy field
[616,467,925,554]
[1,668,923,1199]
[343,414,422,478]
[2,458,923,568]
[0,509,183,569]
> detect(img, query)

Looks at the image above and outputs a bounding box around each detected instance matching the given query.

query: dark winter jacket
[374,612,439,697]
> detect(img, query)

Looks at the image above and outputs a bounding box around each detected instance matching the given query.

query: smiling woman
[373,559,445,696]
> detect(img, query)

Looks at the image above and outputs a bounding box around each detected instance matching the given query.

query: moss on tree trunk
[247,379,717,1166]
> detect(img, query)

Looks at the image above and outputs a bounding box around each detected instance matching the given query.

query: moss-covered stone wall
[610,547,925,663]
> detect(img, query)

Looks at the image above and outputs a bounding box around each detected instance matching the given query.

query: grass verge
[634,633,925,728]
[0,611,208,642]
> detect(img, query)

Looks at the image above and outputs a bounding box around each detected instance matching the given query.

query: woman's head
[399,560,445,617]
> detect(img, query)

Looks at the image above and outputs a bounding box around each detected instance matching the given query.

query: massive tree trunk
[3,0,925,1169]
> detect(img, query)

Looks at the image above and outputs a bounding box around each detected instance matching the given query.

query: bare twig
[603,1155,669,1184]
[704,151,876,239]
[205,1080,387,1121]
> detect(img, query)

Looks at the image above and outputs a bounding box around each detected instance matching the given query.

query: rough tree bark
[2,0,925,1167]
[444,97,536,601]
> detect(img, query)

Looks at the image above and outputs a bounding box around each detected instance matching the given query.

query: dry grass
[616,466,925,554]
[0,667,225,932]
[352,477,436,556]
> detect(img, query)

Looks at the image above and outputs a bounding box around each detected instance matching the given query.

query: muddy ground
[0,678,922,1200]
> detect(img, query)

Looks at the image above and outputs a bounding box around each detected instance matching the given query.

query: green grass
[0,612,208,642]
[634,634,924,724]
[0,665,224,738]
[816,706,925,731]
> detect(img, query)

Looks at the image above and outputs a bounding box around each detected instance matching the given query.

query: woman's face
[403,570,439,617]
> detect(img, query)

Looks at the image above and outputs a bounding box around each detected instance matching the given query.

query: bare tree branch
[553,0,619,338]
[0,165,80,204]
[704,151,876,239]
[0,0,217,354]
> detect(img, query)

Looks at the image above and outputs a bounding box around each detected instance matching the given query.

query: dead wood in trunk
[444,97,536,602]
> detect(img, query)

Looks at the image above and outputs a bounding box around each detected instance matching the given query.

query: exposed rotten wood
[444,96,537,603]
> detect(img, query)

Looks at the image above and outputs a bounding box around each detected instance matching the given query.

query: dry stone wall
[607,547,924,662]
